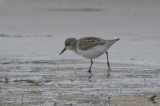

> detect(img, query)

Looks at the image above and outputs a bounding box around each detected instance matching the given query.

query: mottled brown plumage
[78,37,105,50]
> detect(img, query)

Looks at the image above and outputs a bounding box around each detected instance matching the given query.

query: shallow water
[0,59,159,105]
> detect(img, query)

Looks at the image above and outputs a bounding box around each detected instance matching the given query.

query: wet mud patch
[0,59,160,105]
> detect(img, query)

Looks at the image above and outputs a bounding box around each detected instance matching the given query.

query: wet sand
[0,59,160,105]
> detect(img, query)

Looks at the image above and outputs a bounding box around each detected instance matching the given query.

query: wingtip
[116,38,120,41]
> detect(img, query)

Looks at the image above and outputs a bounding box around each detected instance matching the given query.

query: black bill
[59,48,66,55]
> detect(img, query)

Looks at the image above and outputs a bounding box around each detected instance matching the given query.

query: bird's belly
[76,45,109,59]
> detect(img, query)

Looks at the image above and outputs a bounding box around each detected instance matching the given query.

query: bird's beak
[59,48,66,55]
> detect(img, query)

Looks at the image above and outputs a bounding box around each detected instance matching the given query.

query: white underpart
[76,43,114,59]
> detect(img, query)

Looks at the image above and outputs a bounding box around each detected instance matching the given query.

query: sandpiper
[60,37,119,73]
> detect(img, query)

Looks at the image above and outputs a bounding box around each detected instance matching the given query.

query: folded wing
[78,37,105,50]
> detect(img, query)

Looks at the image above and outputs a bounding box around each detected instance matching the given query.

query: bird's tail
[103,38,120,51]
[105,38,120,43]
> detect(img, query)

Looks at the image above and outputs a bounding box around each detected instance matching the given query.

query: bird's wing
[78,37,105,50]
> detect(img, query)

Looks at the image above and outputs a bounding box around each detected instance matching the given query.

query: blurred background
[0,0,160,67]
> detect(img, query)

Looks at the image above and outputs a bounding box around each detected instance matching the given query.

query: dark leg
[106,52,111,71]
[88,59,93,73]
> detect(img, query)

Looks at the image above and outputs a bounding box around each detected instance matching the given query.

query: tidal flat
[0,59,159,106]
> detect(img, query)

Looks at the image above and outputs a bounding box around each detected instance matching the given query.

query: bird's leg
[106,52,111,72]
[88,59,93,73]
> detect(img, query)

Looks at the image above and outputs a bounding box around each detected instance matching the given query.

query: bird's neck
[71,40,77,52]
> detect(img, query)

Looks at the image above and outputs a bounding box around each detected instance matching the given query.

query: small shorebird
[60,37,119,73]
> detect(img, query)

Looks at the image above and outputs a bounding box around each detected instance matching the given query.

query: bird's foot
[108,67,111,72]
[107,73,110,78]
[107,68,111,78]
[88,70,92,73]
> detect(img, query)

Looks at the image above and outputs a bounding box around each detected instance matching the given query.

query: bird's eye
[66,42,70,46]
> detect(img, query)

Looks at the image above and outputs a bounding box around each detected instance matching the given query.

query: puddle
[0,59,160,105]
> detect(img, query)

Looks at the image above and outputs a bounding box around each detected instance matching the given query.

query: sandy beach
[0,0,160,105]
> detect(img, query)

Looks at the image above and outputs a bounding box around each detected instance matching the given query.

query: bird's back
[77,37,105,50]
